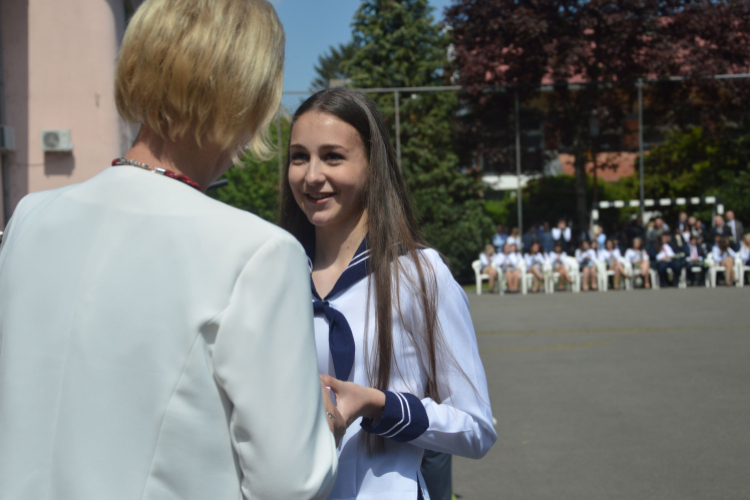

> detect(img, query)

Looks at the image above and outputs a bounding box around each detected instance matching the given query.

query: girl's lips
[304,193,335,205]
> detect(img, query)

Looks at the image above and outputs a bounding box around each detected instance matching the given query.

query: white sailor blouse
[307,238,496,500]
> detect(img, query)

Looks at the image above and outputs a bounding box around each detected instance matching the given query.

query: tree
[209,116,290,222]
[445,0,750,236]
[312,42,357,90]
[341,0,494,277]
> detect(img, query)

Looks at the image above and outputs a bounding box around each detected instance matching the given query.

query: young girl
[547,241,572,291]
[479,244,499,292]
[524,241,546,293]
[575,240,598,291]
[712,236,737,286]
[624,237,652,289]
[500,242,522,293]
[599,239,626,290]
[281,88,496,500]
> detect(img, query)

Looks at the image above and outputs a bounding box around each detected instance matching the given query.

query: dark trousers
[685,263,706,286]
[656,260,683,287]
[420,450,452,500]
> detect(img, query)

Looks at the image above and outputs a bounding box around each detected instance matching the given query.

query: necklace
[111,158,202,191]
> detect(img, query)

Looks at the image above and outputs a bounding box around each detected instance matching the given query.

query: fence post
[515,88,523,239]
[637,78,645,216]
[394,90,401,167]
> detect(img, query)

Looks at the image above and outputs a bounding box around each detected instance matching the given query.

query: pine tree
[312,42,357,90]
[342,0,493,278]
[209,117,290,223]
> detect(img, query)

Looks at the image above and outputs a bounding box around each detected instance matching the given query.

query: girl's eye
[290,152,309,163]
[325,153,344,163]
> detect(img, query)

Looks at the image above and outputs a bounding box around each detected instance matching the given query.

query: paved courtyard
[453,287,750,500]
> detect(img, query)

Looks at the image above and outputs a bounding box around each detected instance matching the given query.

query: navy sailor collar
[306,235,372,301]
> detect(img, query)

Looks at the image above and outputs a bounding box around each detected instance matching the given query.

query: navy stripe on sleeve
[360,390,429,443]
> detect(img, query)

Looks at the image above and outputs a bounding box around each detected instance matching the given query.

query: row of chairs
[472,255,748,295]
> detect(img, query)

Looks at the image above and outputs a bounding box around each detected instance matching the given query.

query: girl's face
[582,241,590,251]
[606,240,614,250]
[288,111,369,230]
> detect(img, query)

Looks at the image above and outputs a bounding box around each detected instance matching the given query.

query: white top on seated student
[624,237,650,264]
[575,240,597,268]
[546,241,568,267]
[598,239,623,266]
[524,243,546,269]
[479,243,496,270]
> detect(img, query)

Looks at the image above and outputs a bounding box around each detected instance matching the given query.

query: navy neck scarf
[307,236,372,381]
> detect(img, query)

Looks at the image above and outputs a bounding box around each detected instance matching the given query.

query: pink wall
[1,0,138,228]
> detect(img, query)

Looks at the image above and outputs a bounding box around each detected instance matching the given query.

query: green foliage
[312,42,357,90]
[208,117,290,222]
[640,126,750,222]
[341,0,494,279]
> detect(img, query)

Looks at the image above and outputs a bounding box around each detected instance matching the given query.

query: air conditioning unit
[0,126,14,152]
[41,129,73,152]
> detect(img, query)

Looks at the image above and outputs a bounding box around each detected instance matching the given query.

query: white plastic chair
[623,260,659,290]
[472,260,493,295]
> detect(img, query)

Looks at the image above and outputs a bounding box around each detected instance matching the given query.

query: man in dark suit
[726,210,744,251]
[712,215,732,242]
[684,235,707,286]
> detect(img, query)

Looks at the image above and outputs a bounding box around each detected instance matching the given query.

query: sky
[272,0,454,110]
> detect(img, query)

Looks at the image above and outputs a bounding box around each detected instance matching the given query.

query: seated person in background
[575,240,598,292]
[712,236,737,286]
[624,237,652,289]
[547,241,572,291]
[524,242,546,293]
[552,219,572,253]
[655,233,683,287]
[479,244,499,293]
[492,224,507,252]
[599,239,626,290]
[677,211,688,233]
[506,227,521,251]
[499,243,521,293]
[740,233,750,266]
[540,221,555,254]
[685,234,707,286]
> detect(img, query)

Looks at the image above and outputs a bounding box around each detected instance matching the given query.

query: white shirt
[740,243,750,264]
[505,236,521,249]
[712,246,737,263]
[500,252,522,269]
[0,168,337,500]
[687,245,702,262]
[479,252,493,268]
[575,248,597,264]
[656,244,675,261]
[546,251,567,267]
[551,227,572,242]
[524,252,545,268]
[598,248,622,264]
[310,248,496,500]
[624,248,649,264]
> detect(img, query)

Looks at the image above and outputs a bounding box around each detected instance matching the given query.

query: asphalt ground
[452,286,750,500]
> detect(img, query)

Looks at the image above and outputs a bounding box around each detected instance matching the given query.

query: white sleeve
[407,254,497,459]
[212,235,337,500]
[479,253,490,267]
[711,246,721,262]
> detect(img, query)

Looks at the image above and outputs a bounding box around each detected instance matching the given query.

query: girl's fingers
[320,374,341,392]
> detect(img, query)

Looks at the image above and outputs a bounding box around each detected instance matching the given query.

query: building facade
[0,0,143,228]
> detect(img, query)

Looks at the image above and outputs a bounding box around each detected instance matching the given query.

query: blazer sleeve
[211,234,337,500]
[401,252,497,459]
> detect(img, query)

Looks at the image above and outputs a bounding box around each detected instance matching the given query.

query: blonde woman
[0,1,338,499]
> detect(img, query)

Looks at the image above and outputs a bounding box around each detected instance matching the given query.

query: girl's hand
[320,379,346,446]
[320,374,386,428]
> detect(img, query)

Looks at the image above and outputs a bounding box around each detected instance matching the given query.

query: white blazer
[0,167,337,500]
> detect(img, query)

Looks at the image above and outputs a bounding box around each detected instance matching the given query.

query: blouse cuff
[360,390,429,443]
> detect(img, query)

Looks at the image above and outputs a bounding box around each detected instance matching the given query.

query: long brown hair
[279,88,442,452]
